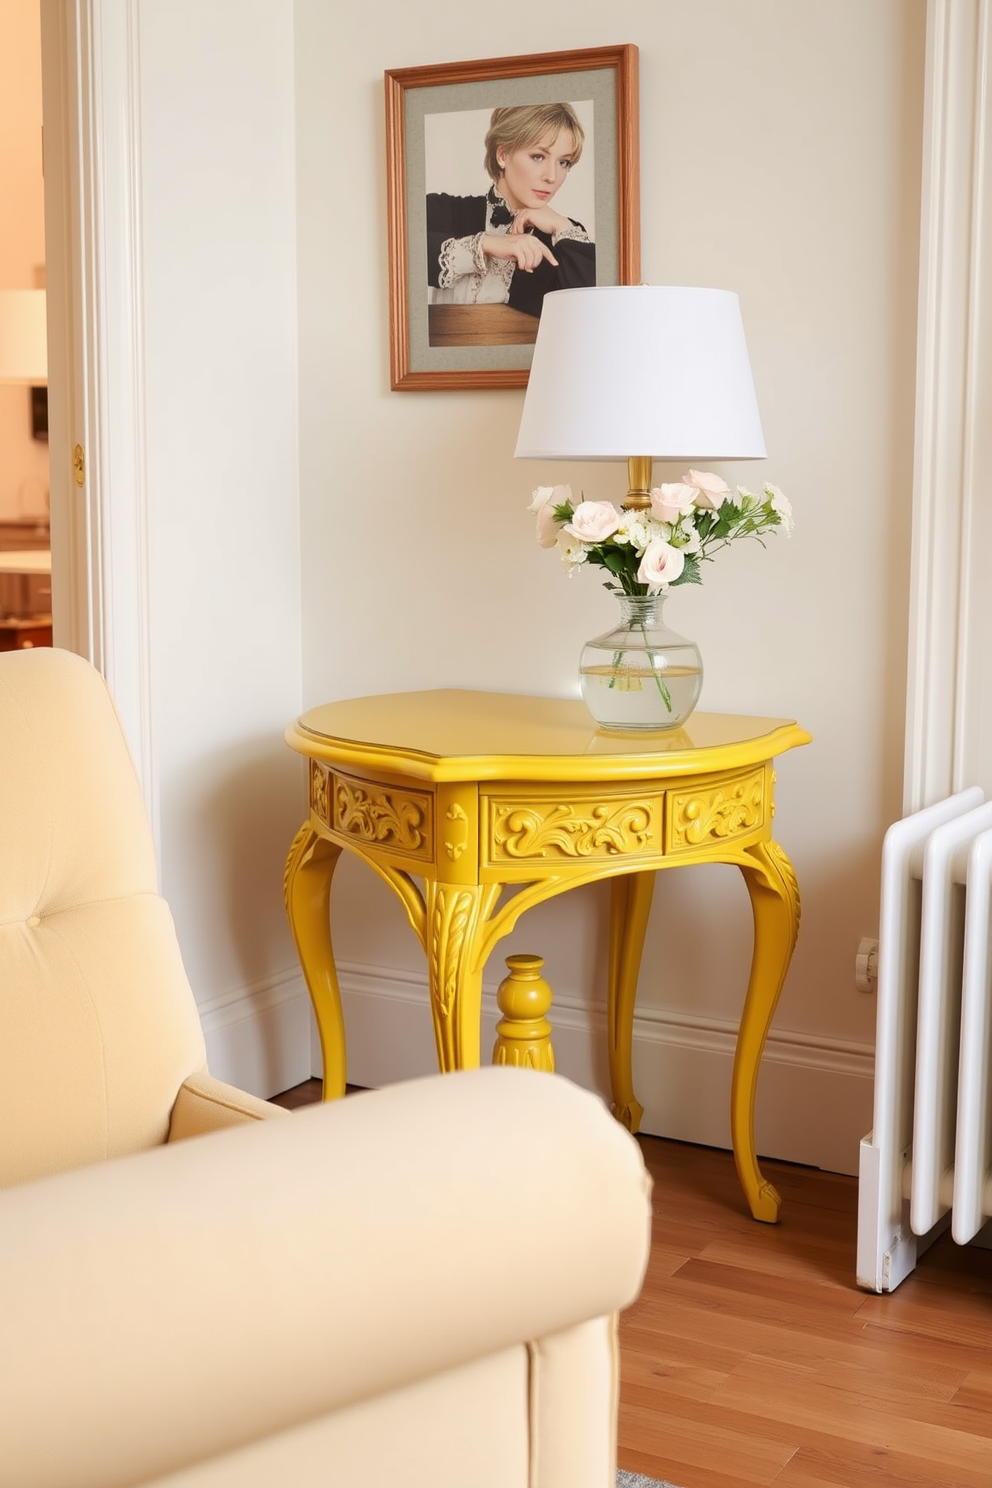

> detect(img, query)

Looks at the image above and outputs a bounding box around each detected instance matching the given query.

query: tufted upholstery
[0,648,277,1188]
[0,648,652,1488]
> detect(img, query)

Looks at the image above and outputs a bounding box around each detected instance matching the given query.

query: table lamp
[0,290,48,386]
[514,284,765,508]
[515,285,777,733]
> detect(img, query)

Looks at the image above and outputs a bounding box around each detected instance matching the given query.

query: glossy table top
[288,689,811,784]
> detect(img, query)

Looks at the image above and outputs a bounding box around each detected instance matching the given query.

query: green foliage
[670,553,702,587]
[531,475,792,598]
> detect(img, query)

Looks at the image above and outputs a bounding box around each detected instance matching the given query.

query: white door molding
[40,0,156,832]
[905,0,992,808]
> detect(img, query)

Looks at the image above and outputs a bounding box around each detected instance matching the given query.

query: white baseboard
[316,961,875,1178]
[195,960,873,1176]
[197,968,313,1100]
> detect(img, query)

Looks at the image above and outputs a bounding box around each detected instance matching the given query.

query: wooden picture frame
[385,44,640,391]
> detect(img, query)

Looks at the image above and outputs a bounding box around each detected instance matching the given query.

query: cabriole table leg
[607,870,655,1132]
[284,825,346,1101]
[734,839,802,1222]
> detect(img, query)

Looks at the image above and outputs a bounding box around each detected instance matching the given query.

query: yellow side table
[284,690,810,1222]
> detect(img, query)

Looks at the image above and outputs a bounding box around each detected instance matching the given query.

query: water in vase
[579,656,702,731]
[578,592,704,731]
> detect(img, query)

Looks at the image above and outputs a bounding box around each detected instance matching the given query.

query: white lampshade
[0,290,48,386]
[515,285,765,462]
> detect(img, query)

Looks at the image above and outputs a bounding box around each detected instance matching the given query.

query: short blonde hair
[484,104,585,187]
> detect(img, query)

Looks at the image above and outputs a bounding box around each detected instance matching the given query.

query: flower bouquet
[529,470,792,730]
[529,470,793,593]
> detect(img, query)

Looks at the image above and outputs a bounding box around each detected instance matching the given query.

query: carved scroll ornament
[491,798,654,860]
[309,762,330,825]
[669,770,765,851]
[334,777,430,855]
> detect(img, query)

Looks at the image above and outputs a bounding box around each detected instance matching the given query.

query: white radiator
[857,787,992,1291]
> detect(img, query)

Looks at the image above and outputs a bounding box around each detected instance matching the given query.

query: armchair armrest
[168,1068,288,1140]
[0,1067,651,1488]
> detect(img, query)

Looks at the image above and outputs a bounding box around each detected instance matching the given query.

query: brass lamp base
[622,455,653,511]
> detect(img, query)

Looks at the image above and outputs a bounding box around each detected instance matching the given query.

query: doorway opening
[0,0,51,654]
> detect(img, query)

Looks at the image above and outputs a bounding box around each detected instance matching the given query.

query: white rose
[565,500,622,544]
[650,483,697,524]
[637,539,685,590]
[535,503,561,548]
[684,469,731,510]
[529,483,571,513]
[528,484,556,513]
[529,483,570,548]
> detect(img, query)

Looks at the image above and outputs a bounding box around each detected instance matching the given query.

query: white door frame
[40,0,157,833]
[905,0,992,808]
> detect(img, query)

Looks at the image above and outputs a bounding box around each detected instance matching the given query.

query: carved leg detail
[493,954,555,1072]
[424,882,496,1072]
[735,839,802,1222]
[607,870,655,1133]
[284,824,346,1101]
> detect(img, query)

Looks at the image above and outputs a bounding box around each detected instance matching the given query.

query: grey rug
[617,1473,681,1488]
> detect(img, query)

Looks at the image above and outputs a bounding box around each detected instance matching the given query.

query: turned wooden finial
[492,953,555,1073]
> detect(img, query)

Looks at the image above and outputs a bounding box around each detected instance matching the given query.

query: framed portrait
[384,45,640,391]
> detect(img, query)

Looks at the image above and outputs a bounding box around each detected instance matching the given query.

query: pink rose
[530,484,571,549]
[565,500,622,544]
[528,483,571,513]
[683,469,730,510]
[535,505,560,548]
[637,539,685,589]
[650,483,697,524]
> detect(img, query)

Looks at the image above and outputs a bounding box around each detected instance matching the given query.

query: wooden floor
[621,1135,992,1488]
[274,1082,992,1487]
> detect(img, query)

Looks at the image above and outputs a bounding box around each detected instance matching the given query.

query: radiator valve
[856,936,879,993]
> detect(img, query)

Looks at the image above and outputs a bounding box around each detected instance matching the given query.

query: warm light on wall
[0,290,48,386]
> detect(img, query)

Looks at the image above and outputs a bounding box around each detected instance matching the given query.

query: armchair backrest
[0,649,207,1188]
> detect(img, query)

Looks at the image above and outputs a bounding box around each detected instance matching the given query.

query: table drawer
[483,785,663,866]
[310,762,435,862]
[664,765,768,854]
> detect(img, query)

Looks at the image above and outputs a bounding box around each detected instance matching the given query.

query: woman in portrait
[427,102,595,321]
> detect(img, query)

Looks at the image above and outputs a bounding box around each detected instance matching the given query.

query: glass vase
[579,592,703,732]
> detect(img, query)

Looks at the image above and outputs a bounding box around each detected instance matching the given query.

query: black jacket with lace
[426,190,595,319]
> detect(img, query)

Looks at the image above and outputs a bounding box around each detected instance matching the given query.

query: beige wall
[294,0,927,1171]
[31,0,927,1173]
[45,0,312,1096]
[0,0,49,523]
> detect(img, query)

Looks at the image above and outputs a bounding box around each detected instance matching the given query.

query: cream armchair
[0,649,652,1488]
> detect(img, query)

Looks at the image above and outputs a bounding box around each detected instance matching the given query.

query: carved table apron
[284,689,811,1222]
